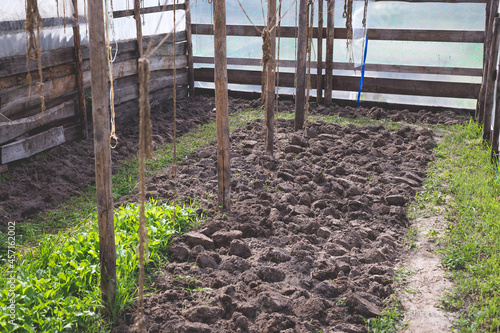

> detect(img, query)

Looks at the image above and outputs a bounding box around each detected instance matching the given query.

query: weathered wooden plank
[325,0,335,105]
[1,126,66,164]
[193,57,482,77]
[82,55,188,87]
[1,75,76,119]
[0,100,75,145]
[113,73,188,105]
[0,47,75,78]
[113,3,186,18]
[194,67,481,99]
[192,24,484,43]
[0,63,76,93]
[80,32,187,60]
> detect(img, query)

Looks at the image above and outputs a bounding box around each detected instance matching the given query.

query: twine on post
[25,0,46,118]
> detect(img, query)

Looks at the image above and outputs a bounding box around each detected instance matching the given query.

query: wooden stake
[316,0,324,104]
[492,64,500,156]
[324,0,335,106]
[265,0,276,155]
[213,0,231,210]
[483,16,500,141]
[186,0,195,97]
[295,0,308,130]
[134,0,143,58]
[477,0,499,122]
[72,0,87,139]
[89,0,116,315]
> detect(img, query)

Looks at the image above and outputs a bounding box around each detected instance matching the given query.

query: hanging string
[172,0,178,200]
[56,0,60,20]
[276,0,282,134]
[105,0,118,147]
[25,0,46,118]
[361,0,368,62]
[343,0,354,63]
[305,0,314,126]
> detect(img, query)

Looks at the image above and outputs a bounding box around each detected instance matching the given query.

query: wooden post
[134,0,143,58]
[316,0,324,104]
[483,17,500,141]
[89,0,116,314]
[265,0,276,155]
[72,0,87,139]
[185,0,195,97]
[492,66,500,156]
[324,0,335,106]
[295,0,308,130]
[213,0,231,210]
[477,0,499,122]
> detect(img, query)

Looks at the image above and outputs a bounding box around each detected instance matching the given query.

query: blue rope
[357,36,369,107]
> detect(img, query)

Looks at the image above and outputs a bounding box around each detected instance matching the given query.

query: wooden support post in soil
[213,0,231,210]
[72,0,87,139]
[477,0,499,122]
[185,0,195,97]
[492,62,500,157]
[265,0,277,155]
[324,0,335,106]
[134,0,144,58]
[483,16,500,141]
[88,0,117,314]
[295,0,308,130]
[316,0,324,104]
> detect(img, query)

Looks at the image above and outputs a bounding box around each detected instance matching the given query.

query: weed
[364,296,406,333]
[404,226,419,250]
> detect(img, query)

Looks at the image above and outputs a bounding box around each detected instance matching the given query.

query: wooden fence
[0,4,189,168]
[192,15,484,111]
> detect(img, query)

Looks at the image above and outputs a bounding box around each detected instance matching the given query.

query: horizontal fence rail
[192,21,484,110]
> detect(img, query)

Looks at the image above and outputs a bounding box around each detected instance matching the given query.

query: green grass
[0,200,202,333]
[412,120,500,332]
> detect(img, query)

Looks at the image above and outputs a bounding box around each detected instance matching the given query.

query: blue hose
[357,36,369,107]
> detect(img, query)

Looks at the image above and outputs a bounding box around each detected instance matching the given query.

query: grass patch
[0,200,203,333]
[413,120,500,332]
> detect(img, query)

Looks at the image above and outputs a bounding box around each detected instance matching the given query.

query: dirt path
[399,215,455,332]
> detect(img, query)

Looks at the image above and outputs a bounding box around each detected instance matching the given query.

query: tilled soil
[0,97,253,227]
[117,118,441,333]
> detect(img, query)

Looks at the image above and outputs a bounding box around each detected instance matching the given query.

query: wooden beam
[476,0,498,122]
[1,126,66,164]
[134,0,144,58]
[193,56,483,77]
[295,0,308,130]
[492,68,500,156]
[191,24,484,43]
[112,3,186,18]
[324,0,335,105]
[72,0,88,139]
[483,17,500,141]
[194,67,480,99]
[185,0,195,96]
[316,0,324,104]
[265,0,276,155]
[0,101,75,145]
[196,87,476,114]
[213,0,231,210]
[88,0,116,315]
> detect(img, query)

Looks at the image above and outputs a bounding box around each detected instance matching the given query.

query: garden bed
[116,114,449,332]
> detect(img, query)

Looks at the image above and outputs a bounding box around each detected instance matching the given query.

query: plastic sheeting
[0,0,185,58]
